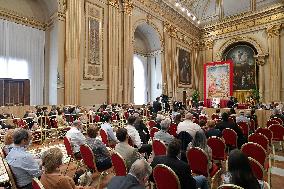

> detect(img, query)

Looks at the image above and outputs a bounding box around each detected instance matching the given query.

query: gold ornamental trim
[108,0,120,9]
[267,24,281,38]
[123,0,134,15]
[202,4,284,37]
[0,7,46,30]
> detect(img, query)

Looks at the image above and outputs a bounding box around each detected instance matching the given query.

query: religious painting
[223,45,256,90]
[204,61,233,100]
[84,2,104,80]
[177,46,192,86]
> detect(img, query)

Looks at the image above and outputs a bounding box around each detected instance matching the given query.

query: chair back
[222,128,237,148]
[250,119,256,131]
[228,116,236,123]
[150,127,159,139]
[148,120,157,129]
[111,113,117,121]
[152,140,167,156]
[153,164,181,189]
[79,144,97,171]
[32,178,45,189]
[268,124,284,141]
[248,157,264,180]
[267,119,280,127]
[124,112,129,120]
[187,147,209,177]
[199,116,207,122]
[3,159,17,189]
[94,115,101,122]
[63,136,74,158]
[237,122,249,137]
[193,117,199,124]
[271,117,283,125]
[256,128,272,144]
[218,184,245,189]
[241,142,266,166]
[111,152,127,176]
[207,136,226,161]
[168,123,177,137]
[248,133,269,152]
[211,114,220,120]
[100,129,109,146]
[1,147,7,158]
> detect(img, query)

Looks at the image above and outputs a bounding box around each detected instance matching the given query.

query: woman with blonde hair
[40,147,93,189]
[3,129,15,155]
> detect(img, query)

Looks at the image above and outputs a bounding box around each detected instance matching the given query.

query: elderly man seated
[154,118,174,146]
[6,129,42,189]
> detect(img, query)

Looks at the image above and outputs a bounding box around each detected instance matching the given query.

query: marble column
[64,0,83,104]
[267,24,281,102]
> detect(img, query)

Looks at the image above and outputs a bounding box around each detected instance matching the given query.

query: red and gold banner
[204,60,233,102]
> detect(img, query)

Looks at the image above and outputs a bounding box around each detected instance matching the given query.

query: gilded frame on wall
[176,45,192,87]
[84,2,104,80]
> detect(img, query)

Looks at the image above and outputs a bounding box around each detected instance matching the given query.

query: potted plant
[191,90,199,107]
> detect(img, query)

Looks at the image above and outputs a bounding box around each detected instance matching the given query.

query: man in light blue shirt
[100,114,118,144]
[6,129,42,189]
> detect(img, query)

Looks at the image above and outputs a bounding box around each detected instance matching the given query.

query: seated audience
[155,114,164,129]
[270,108,284,124]
[177,112,202,138]
[134,116,150,144]
[100,114,118,145]
[41,147,92,189]
[125,116,152,155]
[6,129,42,189]
[85,126,112,171]
[66,120,86,157]
[3,129,15,155]
[57,110,68,128]
[215,112,246,148]
[188,131,212,169]
[107,159,152,189]
[206,120,221,138]
[236,110,250,124]
[173,113,182,125]
[115,128,140,170]
[150,139,209,189]
[199,120,207,131]
[154,118,174,146]
[222,149,261,189]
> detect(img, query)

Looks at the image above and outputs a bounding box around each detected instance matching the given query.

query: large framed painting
[223,45,257,90]
[176,46,192,87]
[84,2,104,80]
[204,61,233,100]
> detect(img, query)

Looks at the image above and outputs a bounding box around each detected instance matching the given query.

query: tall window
[133,55,146,105]
[0,57,28,79]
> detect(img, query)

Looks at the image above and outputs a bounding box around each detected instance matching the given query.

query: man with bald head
[107,159,152,189]
[177,112,202,138]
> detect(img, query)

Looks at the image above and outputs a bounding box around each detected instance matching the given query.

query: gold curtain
[233,91,250,103]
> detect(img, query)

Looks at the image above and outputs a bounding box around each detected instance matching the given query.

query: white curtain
[0,19,45,105]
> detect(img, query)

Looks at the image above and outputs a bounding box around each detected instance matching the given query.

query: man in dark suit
[152,97,162,113]
[150,139,209,189]
[227,96,235,108]
[215,112,246,148]
[107,159,152,189]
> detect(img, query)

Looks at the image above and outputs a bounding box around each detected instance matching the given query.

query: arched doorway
[133,23,162,105]
[223,42,259,103]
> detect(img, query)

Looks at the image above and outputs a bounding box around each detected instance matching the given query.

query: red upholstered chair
[124,112,129,120]
[256,128,273,145]
[32,178,45,189]
[218,184,245,189]
[153,164,181,189]
[187,147,220,182]
[3,159,18,189]
[237,122,249,137]
[63,136,81,174]
[111,113,118,121]
[267,119,280,127]
[207,136,226,161]
[168,123,177,137]
[228,116,235,123]
[211,114,220,120]
[248,157,265,180]
[152,140,167,156]
[241,142,266,167]
[222,128,238,151]
[111,152,127,176]
[148,120,157,129]
[199,116,207,123]
[269,124,284,151]
[100,129,108,145]
[80,144,97,171]
[193,118,199,124]
[271,117,283,125]
[94,115,101,123]
[150,127,159,140]
[248,133,269,153]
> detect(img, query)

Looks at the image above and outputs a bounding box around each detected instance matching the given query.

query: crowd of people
[1,97,282,189]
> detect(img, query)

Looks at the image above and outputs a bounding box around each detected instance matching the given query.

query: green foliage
[250,88,261,102]
[191,90,199,103]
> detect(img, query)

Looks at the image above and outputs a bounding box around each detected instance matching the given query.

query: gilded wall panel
[84,2,104,80]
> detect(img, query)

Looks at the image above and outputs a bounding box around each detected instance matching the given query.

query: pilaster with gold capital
[122,0,134,15]
[108,0,120,8]
[164,23,177,38]
[266,24,281,38]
